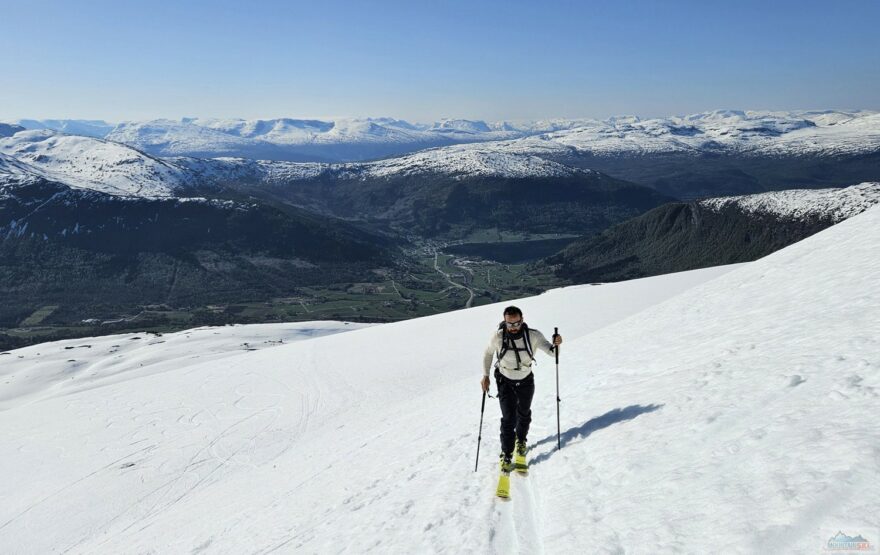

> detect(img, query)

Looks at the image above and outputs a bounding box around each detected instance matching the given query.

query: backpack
[496,322,534,371]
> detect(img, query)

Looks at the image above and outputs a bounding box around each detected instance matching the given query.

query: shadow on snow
[529,403,664,466]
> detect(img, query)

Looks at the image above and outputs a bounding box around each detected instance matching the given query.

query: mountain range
[8,116,591,162]
[8,109,879,200]
[1,109,879,347]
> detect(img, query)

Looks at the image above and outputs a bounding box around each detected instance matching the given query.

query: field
[0,248,566,350]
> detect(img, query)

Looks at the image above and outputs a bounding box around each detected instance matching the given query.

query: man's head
[503,305,524,334]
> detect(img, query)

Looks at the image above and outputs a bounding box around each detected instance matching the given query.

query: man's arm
[531,328,557,356]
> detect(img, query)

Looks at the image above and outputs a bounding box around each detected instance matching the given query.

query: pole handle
[553,326,560,363]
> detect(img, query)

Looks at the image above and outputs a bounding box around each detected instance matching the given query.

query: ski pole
[554,326,561,450]
[475,389,487,472]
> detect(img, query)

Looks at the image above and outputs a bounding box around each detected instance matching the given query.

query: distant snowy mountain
[9,116,533,162]
[0,130,194,197]
[519,109,880,158]
[0,128,619,200]
[2,205,878,552]
[2,111,877,241]
[176,143,669,238]
[0,123,25,138]
[500,110,880,198]
[11,110,877,198]
[10,119,114,138]
[9,110,879,166]
[177,142,596,184]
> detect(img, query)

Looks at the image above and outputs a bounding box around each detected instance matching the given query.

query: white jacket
[482,326,556,380]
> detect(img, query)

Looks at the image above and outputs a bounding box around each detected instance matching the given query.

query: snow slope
[0,153,42,186]
[0,264,736,553]
[0,131,192,197]
[0,322,373,413]
[700,182,880,222]
[1,206,878,553]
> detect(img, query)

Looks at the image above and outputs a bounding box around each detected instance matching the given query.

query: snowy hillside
[2,205,878,552]
[0,153,42,187]
[0,322,373,412]
[0,131,193,197]
[701,181,880,222]
[180,142,594,183]
[356,143,591,179]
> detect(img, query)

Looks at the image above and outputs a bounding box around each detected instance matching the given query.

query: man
[481,305,562,474]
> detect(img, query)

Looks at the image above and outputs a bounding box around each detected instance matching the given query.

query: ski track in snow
[0,268,730,553]
[1,267,735,553]
[1,206,879,552]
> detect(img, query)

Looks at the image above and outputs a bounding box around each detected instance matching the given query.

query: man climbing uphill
[481,306,562,486]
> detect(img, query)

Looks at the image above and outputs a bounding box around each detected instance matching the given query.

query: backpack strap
[496,323,534,370]
[522,325,534,359]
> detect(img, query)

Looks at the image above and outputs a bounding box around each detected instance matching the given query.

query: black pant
[495,369,535,456]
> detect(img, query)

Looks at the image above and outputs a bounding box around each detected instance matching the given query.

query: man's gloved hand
[480,376,490,392]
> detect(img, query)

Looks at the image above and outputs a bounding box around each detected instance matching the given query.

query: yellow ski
[496,471,511,499]
[514,451,528,474]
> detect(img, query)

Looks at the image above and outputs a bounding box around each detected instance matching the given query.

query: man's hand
[552,334,563,346]
[480,376,490,392]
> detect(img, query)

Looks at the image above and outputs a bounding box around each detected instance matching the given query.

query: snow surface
[700,182,880,222]
[2,204,879,553]
[0,322,373,413]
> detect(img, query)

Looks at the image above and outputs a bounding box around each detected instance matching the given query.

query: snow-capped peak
[431,119,493,134]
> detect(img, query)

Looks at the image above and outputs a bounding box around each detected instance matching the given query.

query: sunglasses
[503,320,523,328]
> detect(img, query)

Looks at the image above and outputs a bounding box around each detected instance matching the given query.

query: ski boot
[496,453,513,499]
[514,439,528,474]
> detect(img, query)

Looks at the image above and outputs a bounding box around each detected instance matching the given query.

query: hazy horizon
[2,0,879,122]
[6,106,878,127]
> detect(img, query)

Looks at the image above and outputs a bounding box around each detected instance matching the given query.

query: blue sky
[1,0,878,122]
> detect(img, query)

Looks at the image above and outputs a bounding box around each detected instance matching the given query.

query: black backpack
[496,322,534,370]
